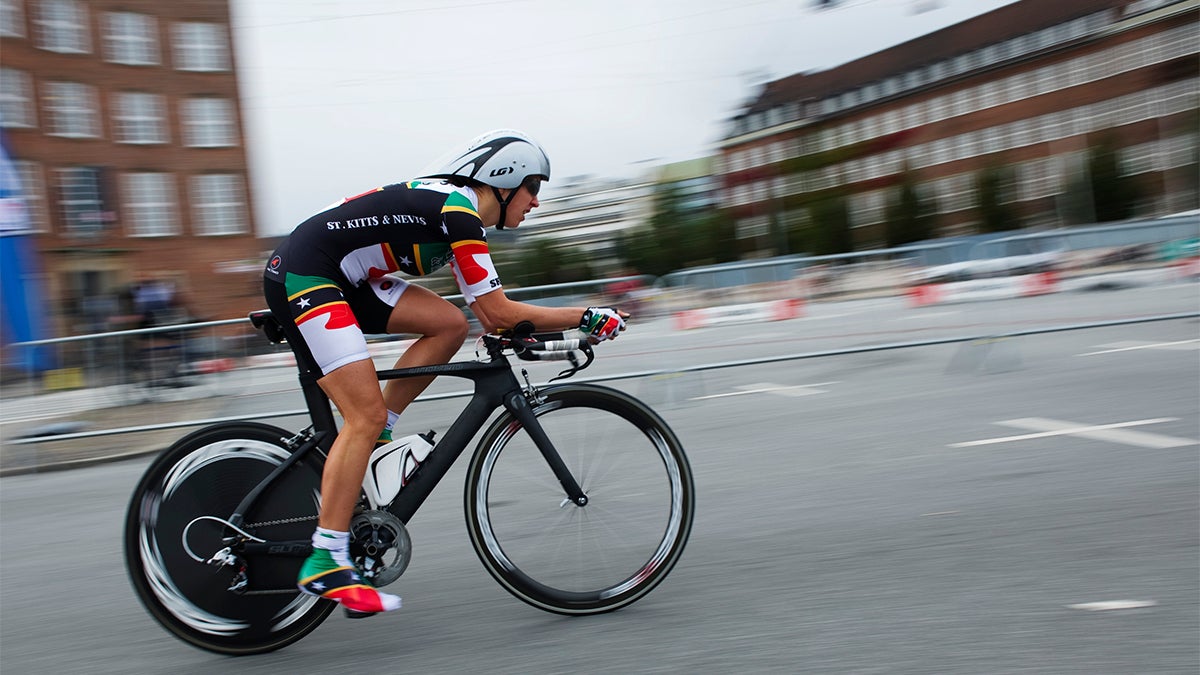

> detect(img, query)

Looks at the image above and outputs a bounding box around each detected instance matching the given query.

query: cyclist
[262,130,627,615]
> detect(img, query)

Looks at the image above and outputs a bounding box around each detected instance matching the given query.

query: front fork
[508,373,588,507]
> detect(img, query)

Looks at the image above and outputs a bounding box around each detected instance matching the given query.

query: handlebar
[249,309,599,381]
[481,322,595,381]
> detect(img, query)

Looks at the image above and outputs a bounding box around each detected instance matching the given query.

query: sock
[312,527,352,567]
[300,528,402,613]
[375,410,401,445]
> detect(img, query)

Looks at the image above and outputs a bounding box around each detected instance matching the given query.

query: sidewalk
[0,335,476,476]
[0,384,229,476]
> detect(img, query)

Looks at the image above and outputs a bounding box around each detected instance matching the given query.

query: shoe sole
[297,583,391,618]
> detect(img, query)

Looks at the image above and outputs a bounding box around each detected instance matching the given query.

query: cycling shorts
[263,273,410,377]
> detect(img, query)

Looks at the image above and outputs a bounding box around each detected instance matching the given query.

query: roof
[740,0,1130,116]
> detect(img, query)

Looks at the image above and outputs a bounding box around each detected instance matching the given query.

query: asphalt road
[2,283,1198,673]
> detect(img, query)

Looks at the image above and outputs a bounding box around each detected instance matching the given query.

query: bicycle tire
[124,422,334,655]
[464,384,695,615]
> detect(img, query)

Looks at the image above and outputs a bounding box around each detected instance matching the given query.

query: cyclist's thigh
[264,276,369,377]
[348,274,466,336]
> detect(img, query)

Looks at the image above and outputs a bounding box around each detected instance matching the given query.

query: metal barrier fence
[3,214,1196,452]
[658,213,1198,308]
[5,311,1196,452]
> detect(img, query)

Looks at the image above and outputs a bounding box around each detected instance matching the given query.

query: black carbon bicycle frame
[230,353,587,559]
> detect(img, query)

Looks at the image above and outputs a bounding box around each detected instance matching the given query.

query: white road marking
[690,381,836,401]
[1079,339,1200,356]
[805,312,858,320]
[895,311,958,320]
[1067,600,1158,611]
[951,417,1197,449]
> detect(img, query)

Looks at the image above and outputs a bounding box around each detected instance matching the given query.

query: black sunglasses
[521,176,542,197]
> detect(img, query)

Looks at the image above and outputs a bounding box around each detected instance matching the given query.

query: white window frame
[122,172,179,237]
[190,174,247,236]
[849,189,887,228]
[182,97,237,147]
[1,0,25,37]
[34,0,90,53]
[172,22,230,71]
[43,81,100,137]
[12,161,49,232]
[113,92,168,144]
[0,68,36,128]
[55,166,105,236]
[104,12,160,66]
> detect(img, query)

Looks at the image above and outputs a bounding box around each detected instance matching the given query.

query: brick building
[1,0,261,336]
[719,0,1199,252]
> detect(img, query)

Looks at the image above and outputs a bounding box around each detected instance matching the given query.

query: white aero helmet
[418,129,551,190]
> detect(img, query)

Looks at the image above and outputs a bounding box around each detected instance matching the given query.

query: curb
[0,446,161,477]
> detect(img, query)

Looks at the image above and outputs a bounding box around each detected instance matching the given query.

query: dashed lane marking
[951,417,1196,449]
[1067,600,1158,611]
[1078,339,1200,356]
[895,311,958,320]
[690,381,837,401]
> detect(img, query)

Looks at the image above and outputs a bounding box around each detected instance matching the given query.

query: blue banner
[0,130,53,372]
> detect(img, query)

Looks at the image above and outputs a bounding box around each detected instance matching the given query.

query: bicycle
[124,311,695,655]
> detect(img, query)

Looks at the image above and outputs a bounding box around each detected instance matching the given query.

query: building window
[43,81,100,137]
[12,161,48,232]
[122,172,178,236]
[191,174,247,235]
[849,189,887,227]
[104,12,159,65]
[1120,142,1157,175]
[172,22,230,71]
[113,92,167,144]
[1,0,24,37]
[182,97,237,147]
[951,90,969,117]
[34,0,90,53]
[55,167,105,236]
[736,215,770,240]
[933,174,976,214]
[0,68,36,128]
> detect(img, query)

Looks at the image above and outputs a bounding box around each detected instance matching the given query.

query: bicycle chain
[244,514,318,528]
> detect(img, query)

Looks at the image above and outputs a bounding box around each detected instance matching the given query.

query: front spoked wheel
[465,384,695,615]
[124,423,333,655]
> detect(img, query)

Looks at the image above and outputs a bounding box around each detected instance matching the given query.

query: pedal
[343,608,378,619]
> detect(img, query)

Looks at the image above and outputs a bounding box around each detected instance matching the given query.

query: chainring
[349,510,411,587]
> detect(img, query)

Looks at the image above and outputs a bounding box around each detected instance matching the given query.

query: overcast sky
[230,0,1019,236]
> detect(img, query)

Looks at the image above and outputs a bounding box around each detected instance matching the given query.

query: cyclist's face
[503,178,541,228]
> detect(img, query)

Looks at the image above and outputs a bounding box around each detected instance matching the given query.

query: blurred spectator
[132,275,188,328]
[606,270,648,317]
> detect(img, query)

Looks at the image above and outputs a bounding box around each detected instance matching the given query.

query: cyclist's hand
[579,307,627,342]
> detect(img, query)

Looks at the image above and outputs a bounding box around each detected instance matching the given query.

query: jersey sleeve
[442,191,502,303]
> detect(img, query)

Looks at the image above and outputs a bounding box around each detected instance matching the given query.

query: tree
[976,163,1021,232]
[884,171,936,247]
[614,184,739,276]
[615,226,670,278]
[1062,134,1144,225]
[807,194,853,255]
[513,239,593,287]
[1089,134,1142,222]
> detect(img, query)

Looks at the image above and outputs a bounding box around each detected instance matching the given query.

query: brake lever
[548,343,594,382]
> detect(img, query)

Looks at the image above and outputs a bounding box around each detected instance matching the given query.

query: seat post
[299,371,337,433]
